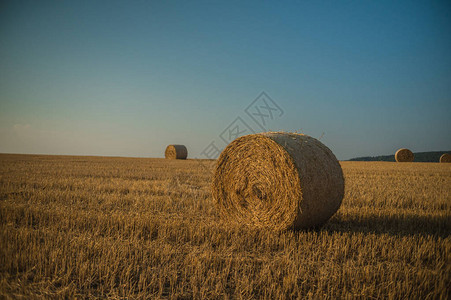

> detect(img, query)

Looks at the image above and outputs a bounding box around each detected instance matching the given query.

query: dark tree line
[349,151,450,162]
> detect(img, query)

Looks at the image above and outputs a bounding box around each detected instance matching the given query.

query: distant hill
[348,151,450,162]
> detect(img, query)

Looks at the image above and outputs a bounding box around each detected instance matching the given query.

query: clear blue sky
[1,0,450,160]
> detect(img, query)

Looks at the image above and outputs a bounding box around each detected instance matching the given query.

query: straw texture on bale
[165,145,187,159]
[395,148,414,162]
[440,153,451,163]
[212,132,344,231]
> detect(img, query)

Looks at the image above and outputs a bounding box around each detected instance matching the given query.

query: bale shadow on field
[321,214,450,239]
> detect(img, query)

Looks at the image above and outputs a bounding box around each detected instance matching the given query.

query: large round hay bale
[395,148,414,162]
[212,132,344,231]
[440,153,451,163]
[165,145,187,159]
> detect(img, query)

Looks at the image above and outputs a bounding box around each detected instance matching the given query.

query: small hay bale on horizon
[440,153,451,163]
[211,132,344,231]
[395,148,414,162]
[165,145,188,159]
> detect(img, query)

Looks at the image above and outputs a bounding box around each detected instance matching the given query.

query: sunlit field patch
[0,154,449,298]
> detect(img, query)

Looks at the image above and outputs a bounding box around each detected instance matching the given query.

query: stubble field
[0,154,450,299]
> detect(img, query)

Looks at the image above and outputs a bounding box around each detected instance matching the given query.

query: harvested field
[0,154,450,298]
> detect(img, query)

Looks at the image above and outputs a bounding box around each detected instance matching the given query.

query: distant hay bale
[212,132,344,231]
[395,148,414,162]
[440,153,451,163]
[165,145,187,159]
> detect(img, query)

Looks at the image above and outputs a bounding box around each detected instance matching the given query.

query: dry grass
[0,154,450,299]
[212,133,344,230]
